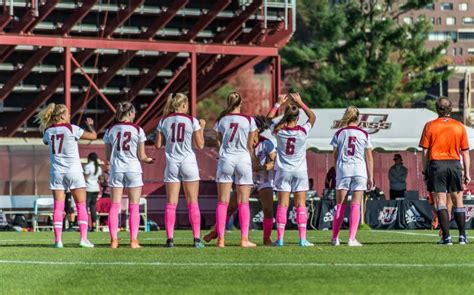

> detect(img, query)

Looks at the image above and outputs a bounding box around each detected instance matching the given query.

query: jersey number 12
[116,131,132,152]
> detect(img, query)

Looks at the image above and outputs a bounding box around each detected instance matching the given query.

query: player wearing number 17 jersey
[103,102,154,249]
[330,106,374,247]
[267,93,316,247]
[37,103,97,248]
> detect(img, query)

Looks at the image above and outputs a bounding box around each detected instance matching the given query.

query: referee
[419,97,470,245]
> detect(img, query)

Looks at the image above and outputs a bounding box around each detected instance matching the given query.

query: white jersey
[254,136,276,184]
[103,122,147,174]
[214,113,257,160]
[43,123,84,175]
[272,122,312,172]
[84,162,102,192]
[156,113,200,163]
[330,126,372,178]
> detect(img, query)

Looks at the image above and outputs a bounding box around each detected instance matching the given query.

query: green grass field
[1,229,474,294]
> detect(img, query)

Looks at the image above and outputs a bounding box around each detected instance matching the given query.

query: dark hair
[435,97,452,117]
[88,152,100,175]
[217,92,242,121]
[254,115,271,134]
[273,103,300,132]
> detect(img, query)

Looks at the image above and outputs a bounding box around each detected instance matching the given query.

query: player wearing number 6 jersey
[36,103,97,248]
[155,93,206,248]
[214,92,257,248]
[330,106,374,247]
[267,93,316,247]
[103,102,154,249]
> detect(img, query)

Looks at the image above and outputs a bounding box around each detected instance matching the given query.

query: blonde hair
[340,106,359,127]
[273,103,300,132]
[163,93,188,116]
[115,102,135,122]
[35,103,68,133]
[218,92,242,121]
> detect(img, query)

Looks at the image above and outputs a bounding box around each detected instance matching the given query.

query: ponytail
[115,102,135,122]
[163,93,189,116]
[254,115,271,134]
[273,103,300,133]
[217,92,242,121]
[340,106,359,127]
[88,152,99,175]
[35,103,68,133]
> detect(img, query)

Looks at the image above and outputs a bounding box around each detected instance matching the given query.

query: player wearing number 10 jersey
[103,102,154,249]
[267,93,316,247]
[330,106,374,247]
[37,103,97,249]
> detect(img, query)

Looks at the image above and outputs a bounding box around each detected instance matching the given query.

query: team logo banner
[332,113,392,134]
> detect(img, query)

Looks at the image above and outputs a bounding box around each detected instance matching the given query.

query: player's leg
[216,182,232,247]
[70,172,93,248]
[164,182,180,247]
[259,187,274,245]
[275,191,290,246]
[183,180,204,248]
[87,192,98,231]
[128,184,143,249]
[348,189,364,246]
[294,190,313,246]
[203,192,237,243]
[236,184,256,247]
[52,189,66,248]
[451,191,467,244]
[435,192,451,244]
[108,173,124,248]
[332,177,349,245]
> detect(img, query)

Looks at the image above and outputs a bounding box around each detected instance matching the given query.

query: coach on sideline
[419,97,470,245]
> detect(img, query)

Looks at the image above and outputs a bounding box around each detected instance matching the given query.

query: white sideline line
[0,260,472,268]
[0,237,188,243]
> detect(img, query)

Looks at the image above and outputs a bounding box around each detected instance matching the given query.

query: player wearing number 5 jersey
[36,103,97,248]
[155,93,206,248]
[214,92,257,248]
[267,93,316,247]
[103,102,154,249]
[330,106,374,247]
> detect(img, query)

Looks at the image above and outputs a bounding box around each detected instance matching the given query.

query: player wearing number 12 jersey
[267,93,316,247]
[37,103,97,248]
[103,102,154,249]
[155,93,206,248]
[330,106,374,247]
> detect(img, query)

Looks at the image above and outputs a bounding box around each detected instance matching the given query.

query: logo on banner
[405,205,425,224]
[252,211,264,224]
[289,207,297,225]
[332,113,391,134]
[378,207,398,225]
[466,205,474,222]
[323,207,336,223]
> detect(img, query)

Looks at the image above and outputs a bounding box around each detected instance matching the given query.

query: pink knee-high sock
[108,202,121,240]
[263,217,273,241]
[296,207,307,240]
[332,203,347,240]
[215,202,228,238]
[276,205,288,241]
[76,202,88,241]
[349,203,361,241]
[165,203,177,240]
[53,200,65,243]
[188,202,201,239]
[129,204,140,241]
[238,203,250,239]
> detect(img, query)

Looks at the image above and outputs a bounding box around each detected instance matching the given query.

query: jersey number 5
[116,131,132,152]
[171,123,185,143]
[347,136,356,156]
[50,134,64,155]
[285,137,296,155]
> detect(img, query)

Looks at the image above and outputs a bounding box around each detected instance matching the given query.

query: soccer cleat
[203,230,217,243]
[438,236,453,246]
[331,238,341,246]
[165,238,174,248]
[130,240,142,249]
[217,237,225,248]
[110,239,119,249]
[53,241,63,248]
[240,238,257,248]
[459,236,468,245]
[263,238,273,246]
[193,238,205,249]
[299,239,314,247]
[79,239,94,248]
[348,239,363,247]
[273,239,284,247]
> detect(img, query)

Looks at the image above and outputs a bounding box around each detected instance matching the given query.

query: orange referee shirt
[419,117,469,161]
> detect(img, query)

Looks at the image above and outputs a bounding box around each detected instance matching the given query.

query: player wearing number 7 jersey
[155,93,206,248]
[267,93,316,247]
[330,106,374,247]
[103,102,154,249]
[36,103,97,248]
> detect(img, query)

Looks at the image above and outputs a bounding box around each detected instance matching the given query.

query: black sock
[437,209,450,239]
[454,207,466,237]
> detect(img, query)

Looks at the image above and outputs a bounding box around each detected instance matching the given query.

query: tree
[281,0,451,108]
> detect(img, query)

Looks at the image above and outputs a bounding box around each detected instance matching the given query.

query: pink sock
[238,203,250,239]
[215,202,228,238]
[188,202,201,239]
[276,205,288,241]
[296,207,307,240]
[349,203,361,241]
[165,203,177,240]
[129,204,140,241]
[332,204,347,240]
[53,200,65,243]
[108,202,121,240]
[76,202,88,241]
[263,217,273,241]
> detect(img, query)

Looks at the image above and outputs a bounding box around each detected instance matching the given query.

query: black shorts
[428,160,462,193]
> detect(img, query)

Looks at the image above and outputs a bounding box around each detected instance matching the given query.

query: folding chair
[32,198,54,232]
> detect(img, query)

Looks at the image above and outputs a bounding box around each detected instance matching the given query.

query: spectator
[325,167,336,190]
[84,152,102,231]
[388,154,408,200]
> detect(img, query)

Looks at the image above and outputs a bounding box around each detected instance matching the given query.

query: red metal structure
[0,0,295,136]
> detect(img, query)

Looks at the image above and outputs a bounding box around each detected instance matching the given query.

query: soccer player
[155,93,206,248]
[419,97,470,245]
[330,106,374,247]
[103,102,154,249]
[267,93,316,247]
[214,92,257,248]
[36,103,97,248]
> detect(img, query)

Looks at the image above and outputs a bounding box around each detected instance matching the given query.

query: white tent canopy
[265,108,474,151]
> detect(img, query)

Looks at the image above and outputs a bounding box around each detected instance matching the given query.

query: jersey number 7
[229,123,239,142]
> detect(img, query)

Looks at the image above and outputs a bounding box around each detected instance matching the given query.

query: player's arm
[366,148,374,190]
[267,94,288,119]
[105,143,112,163]
[154,131,164,149]
[290,93,316,127]
[138,142,154,164]
[462,149,471,184]
[421,148,429,177]
[215,131,222,155]
[193,119,206,150]
[248,130,262,171]
[333,146,339,165]
[81,117,97,140]
[264,151,277,171]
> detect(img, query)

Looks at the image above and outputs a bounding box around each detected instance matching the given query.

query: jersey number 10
[171,123,185,143]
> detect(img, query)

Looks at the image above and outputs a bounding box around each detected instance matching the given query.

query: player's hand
[367,177,374,191]
[277,94,289,105]
[199,119,206,129]
[465,174,471,185]
[85,117,94,127]
[143,157,155,164]
[289,93,302,105]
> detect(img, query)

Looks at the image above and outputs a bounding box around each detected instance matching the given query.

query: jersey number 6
[116,131,132,152]
[285,137,296,155]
